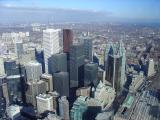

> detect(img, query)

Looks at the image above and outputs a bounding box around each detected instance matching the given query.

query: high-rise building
[0,75,9,117]
[43,29,61,73]
[0,75,9,106]
[83,38,93,61]
[4,59,26,104]
[19,49,36,64]
[15,40,23,59]
[41,73,53,92]
[35,48,45,73]
[97,68,106,83]
[104,41,126,93]
[147,59,156,77]
[84,63,98,87]
[70,96,88,120]
[48,53,67,74]
[25,60,42,82]
[36,93,54,113]
[70,44,85,88]
[54,72,69,97]
[63,29,73,53]
[48,91,59,112]
[58,96,70,120]
[4,60,17,76]
[25,80,47,107]
[0,57,5,75]
[129,71,144,93]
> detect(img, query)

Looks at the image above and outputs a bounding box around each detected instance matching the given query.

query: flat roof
[122,95,134,108]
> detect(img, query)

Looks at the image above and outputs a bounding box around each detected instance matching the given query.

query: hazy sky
[0,0,160,24]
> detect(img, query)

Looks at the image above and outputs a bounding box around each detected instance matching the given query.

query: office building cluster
[0,24,159,120]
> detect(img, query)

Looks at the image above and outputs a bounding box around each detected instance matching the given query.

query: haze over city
[0,0,160,120]
[0,0,160,24]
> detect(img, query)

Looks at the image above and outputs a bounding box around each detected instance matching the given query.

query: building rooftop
[37,93,52,100]
[122,95,134,108]
[43,29,60,33]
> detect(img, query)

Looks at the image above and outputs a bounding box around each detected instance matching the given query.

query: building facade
[36,94,54,113]
[43,29,61,73]
[70,44,85,88]
[54,72,69,97]
[84,63,98,87]
[25,60,42,82]
[104,41,126,93]
[83,38,93,61]
[48,53,67,74]
[63,29,73,53]
[58,96,70,120]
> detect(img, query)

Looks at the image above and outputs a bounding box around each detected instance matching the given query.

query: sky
[0,0,160,24]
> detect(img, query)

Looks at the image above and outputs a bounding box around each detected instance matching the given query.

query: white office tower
[7,105,21,120]
[0,57,5,75]
[58,96,69,120]
[25,61,42,82]
[147,59,156,77]
[43,29,61,73]
[36,94,53,113]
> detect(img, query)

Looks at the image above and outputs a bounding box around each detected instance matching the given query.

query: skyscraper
[35,48,45,73]
[84,63,98,87]
[4,59,26,104]
[54,72,69,97]
[48,53,67,74]
[104,41,126,93]
[63,29,73,53]
[0,75,9,101]
[4,60,17,76]
[25,60,42,82]
[83,38,93,61]
[147,59,156,77]
[43,29,61,73]
[26,80,47,107]
[0,75,9,116]
[70,44,85,88]
[41,73,53,92]
[0,57,5,75]
[15,40,23,59]
[58,96,70,120]
[48,91,59,112]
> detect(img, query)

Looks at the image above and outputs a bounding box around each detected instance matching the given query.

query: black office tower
[54,72,69,97]
[84,63,98,87]
[48,53,67,74]
[83,38,93,61]
[70,44,85,88]
[35,48,45,73]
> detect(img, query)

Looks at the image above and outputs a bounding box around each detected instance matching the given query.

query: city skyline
[0,1,160,120]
